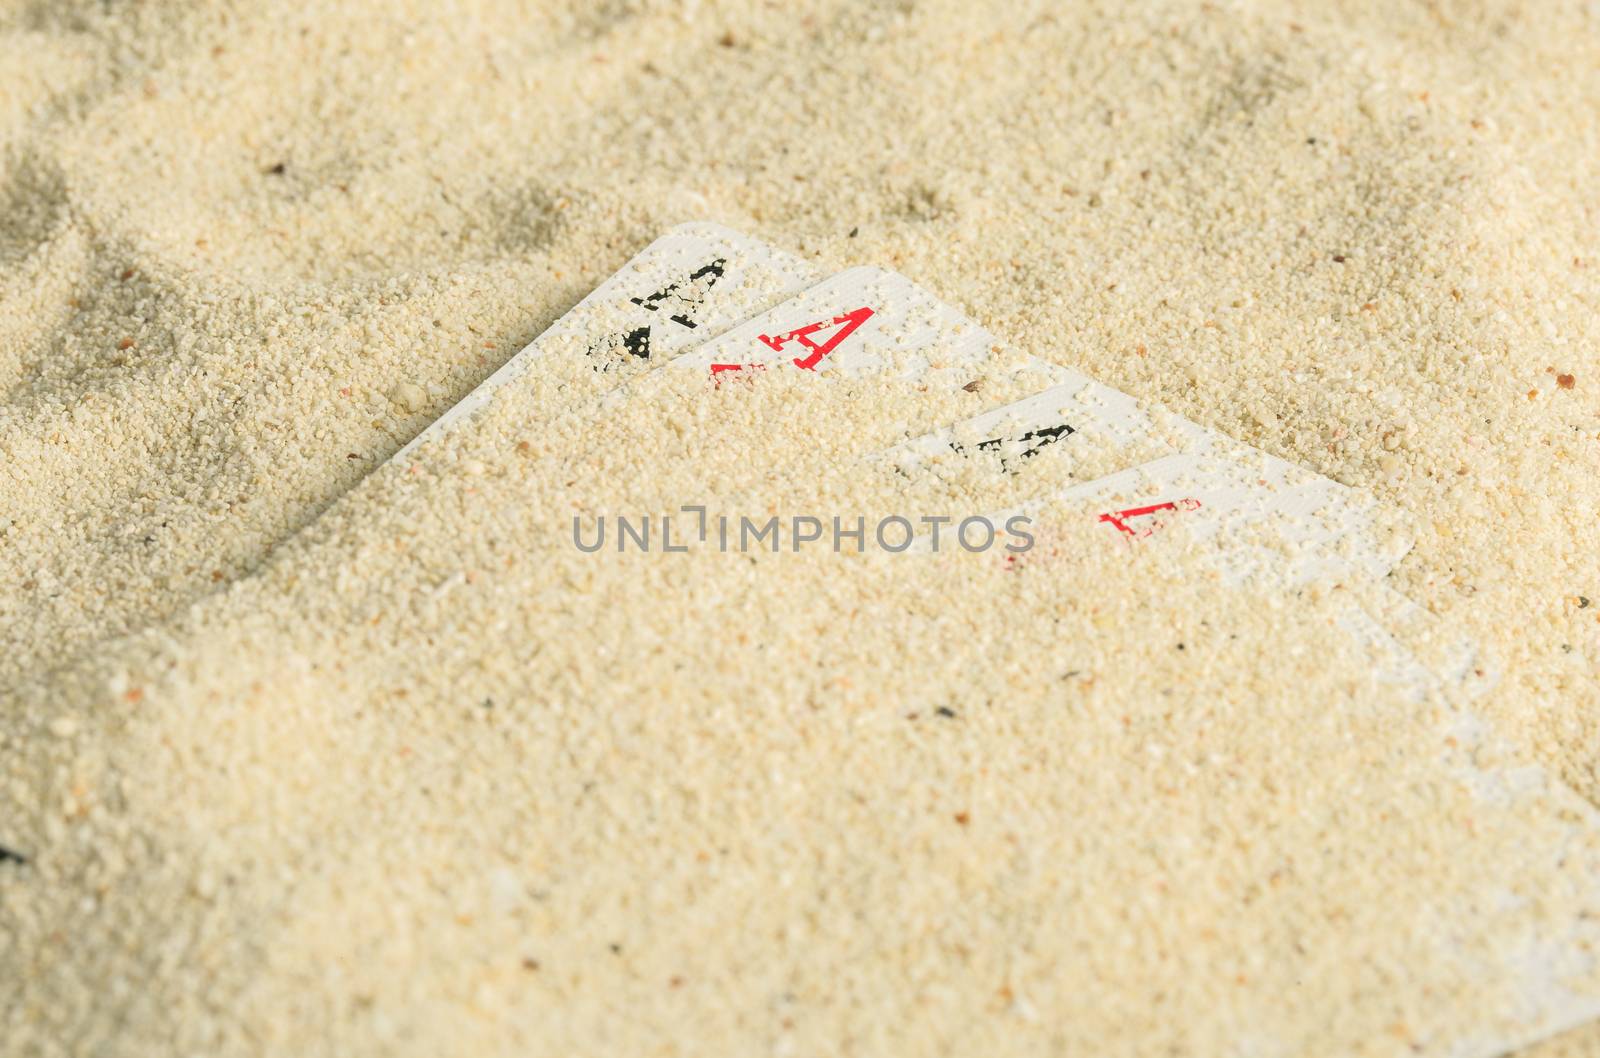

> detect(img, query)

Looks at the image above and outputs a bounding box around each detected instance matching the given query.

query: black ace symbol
[588,258,728,366]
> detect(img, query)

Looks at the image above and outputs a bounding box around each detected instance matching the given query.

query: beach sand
[2,1,1598,1054]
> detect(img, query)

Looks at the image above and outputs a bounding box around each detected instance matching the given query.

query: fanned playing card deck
[383,223,1600,1056]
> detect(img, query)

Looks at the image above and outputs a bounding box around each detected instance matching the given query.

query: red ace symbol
[758,305,874,369]
[1098,498,1203,539]
[707,306,876,378]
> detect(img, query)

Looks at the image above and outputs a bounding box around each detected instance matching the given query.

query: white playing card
[968,453,1484,700]
[879,385,1406,581]
[390,222,824,463]
[667,265,1064,392]
[881,375,1159,467]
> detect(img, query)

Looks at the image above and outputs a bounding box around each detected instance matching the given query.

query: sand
[3,1,1599,1054]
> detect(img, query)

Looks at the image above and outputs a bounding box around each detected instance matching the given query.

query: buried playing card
[390,222,823,462]
[668,265,1065,393]
[963,449,1486,699]
[1042,451,1404,580]
[877,383,1408,582]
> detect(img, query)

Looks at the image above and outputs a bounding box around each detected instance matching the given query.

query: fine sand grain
[3,1,1598,1054]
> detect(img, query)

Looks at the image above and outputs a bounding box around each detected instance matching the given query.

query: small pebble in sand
[390,383,427,413]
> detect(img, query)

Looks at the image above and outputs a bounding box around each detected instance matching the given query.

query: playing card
[879,385,1406,581]
[390,222,824,463]
[667,266,1064,393]
[872,371,1461,700]
[973,456,1484,701]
